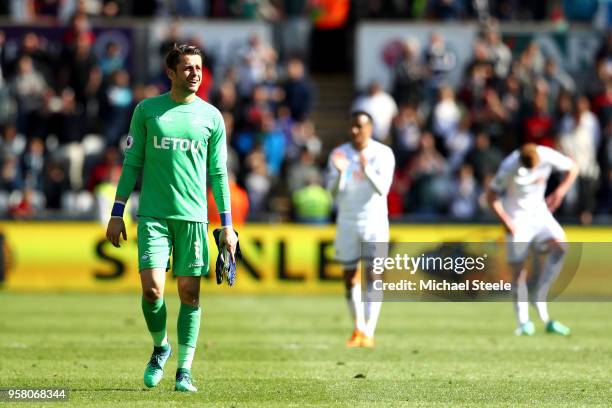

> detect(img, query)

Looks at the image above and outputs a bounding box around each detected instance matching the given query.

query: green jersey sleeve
[115,103,146,200]
[115,163,140,200]
[208,110,231,214]
[124,102,147,167]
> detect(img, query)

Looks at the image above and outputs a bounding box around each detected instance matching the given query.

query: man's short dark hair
[351,110,374,124]
[165,44,202,71]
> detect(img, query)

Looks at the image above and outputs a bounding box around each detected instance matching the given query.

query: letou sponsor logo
[153,136,203,153]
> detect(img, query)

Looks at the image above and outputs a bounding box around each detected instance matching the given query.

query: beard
[175,76,200,93]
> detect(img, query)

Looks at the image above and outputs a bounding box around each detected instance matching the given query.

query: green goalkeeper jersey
[123,93,229,222]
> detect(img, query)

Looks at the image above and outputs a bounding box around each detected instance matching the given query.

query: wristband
[111,201,126,218]
[220,212,232,227]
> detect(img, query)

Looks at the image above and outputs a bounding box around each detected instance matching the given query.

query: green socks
[142,298,201,368]
[177,303,201,370]
[141,297,168,347]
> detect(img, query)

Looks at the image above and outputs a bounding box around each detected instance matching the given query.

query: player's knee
[509,263,524,279]
[343,270,358,288]
[344,285,352,299]
[548,240,567,256]
[180,293,199,307]
[343,280,352,293]
[178,284,200,306]
[143,286,163,302]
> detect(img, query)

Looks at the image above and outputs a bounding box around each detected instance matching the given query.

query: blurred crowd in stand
[4,1,594,22]
[352,21,612,224]
[0,1,610,224]
[0,6,317,222]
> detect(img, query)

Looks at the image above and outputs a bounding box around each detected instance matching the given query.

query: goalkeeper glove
[212,228,241,286]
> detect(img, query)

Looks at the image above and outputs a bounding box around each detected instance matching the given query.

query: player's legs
[361,222,388,343]
[138,217,173,388]
[360,266,380,348]
[171,220,207,391]
[140,268,169,347]
[175,276,201,391]
[336,222,366,346]
[138,217,173,348]
[530,243,552,323]
[532,217,570,335]
[343,265,366,346]
[140,267,173,388]
[509,262,534,335]
[533,240,567,327]
[507,224,535,335]
[176,276,202,370]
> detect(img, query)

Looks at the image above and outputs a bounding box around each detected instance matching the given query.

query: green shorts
[137,216,209,277]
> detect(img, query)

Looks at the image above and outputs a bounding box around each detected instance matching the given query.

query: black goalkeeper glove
[212,228,241,286]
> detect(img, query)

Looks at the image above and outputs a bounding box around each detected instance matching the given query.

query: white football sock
[533,249,565,322]
[533,302,549,323]
[514,273,529,325]
[363,281,382,338]
[346,283,366,333]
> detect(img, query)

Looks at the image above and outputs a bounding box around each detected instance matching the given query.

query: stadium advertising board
[500,28,602,86]
[356,23,603,91]
[147,20,272,81]
[1,223,610,293]
[356,23,477,90]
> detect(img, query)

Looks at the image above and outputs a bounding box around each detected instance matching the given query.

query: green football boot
[143,344,172,388]
[546,320,571,336]
[514,321,535,336]
[175,368,197,392]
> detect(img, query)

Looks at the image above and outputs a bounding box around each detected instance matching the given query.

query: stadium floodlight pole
[105,44,237,392]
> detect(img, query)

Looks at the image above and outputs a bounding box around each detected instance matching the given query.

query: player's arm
[545,150,579,212]
[208,110,238,259]
[486,160,515,235]
[326,149,349,197]
[359,149,395,196]
[486,188,515,235]
[106,103,146,248]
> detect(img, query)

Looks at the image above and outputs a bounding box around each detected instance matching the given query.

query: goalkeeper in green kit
[106,44,238,392]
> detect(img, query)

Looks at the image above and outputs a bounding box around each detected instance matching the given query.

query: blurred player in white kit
[487,143,578,336]
[327,111,395,348]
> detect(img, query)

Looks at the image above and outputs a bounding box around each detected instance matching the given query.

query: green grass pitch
[1,293,611,407]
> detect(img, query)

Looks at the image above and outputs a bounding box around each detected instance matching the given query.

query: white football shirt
[490,145,574,218]
[326,140,395,224]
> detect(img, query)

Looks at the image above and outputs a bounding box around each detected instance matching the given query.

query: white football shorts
[506,211,566,263]
[335,219,389,268]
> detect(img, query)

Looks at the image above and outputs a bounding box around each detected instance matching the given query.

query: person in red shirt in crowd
[87,147,122,192]
[592,81,612,124]
[387,171,407,218]
[523,92,554,147]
